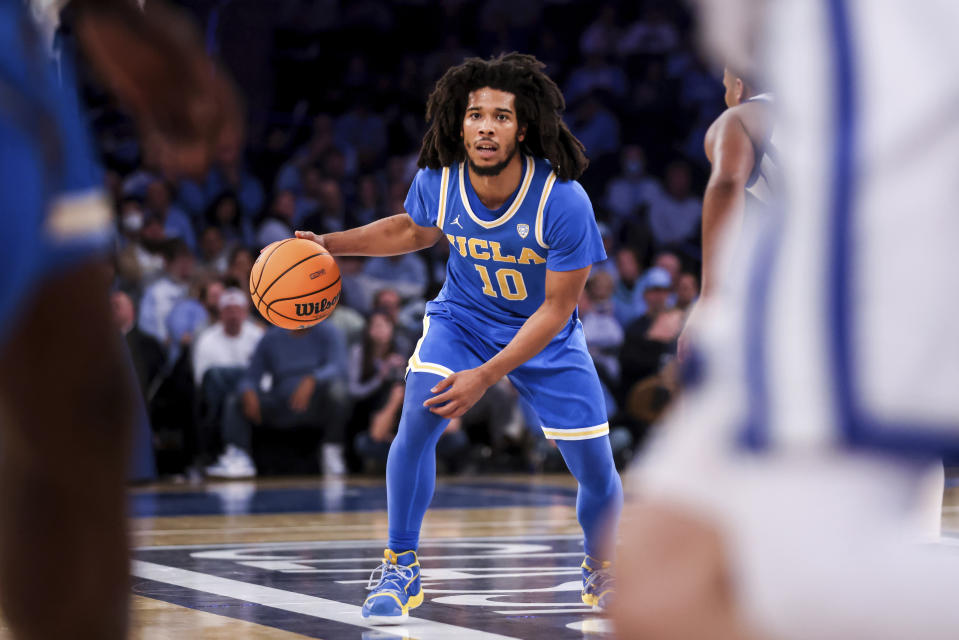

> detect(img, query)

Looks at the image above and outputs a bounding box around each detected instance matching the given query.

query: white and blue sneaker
[361,549,423,623]
[581,555,614,611]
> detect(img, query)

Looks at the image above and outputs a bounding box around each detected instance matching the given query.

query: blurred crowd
[68,0,723,479]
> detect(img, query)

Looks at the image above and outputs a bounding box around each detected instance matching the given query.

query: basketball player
[678,67,774,360]
[613,1,959,639]
[0,1,239,637]
[296,53,623,622]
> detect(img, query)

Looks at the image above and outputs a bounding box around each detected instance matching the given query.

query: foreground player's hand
[74,0,243,178]
[295,230,328,251]
[423,368,491,418]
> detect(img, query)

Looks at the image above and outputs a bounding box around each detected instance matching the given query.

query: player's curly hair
[417,52,589,181]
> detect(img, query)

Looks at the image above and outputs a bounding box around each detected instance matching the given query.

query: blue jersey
[0,1,112,340]
[405,156,606,343]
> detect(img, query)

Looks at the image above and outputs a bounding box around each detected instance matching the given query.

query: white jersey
[742,93,778,206]
[658,0,959,456]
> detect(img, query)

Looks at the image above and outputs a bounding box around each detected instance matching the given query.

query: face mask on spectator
[122,209,144,233]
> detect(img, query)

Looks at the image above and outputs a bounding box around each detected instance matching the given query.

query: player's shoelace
[366,561,416,595]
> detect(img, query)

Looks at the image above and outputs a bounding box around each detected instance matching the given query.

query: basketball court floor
[4,473,959,638]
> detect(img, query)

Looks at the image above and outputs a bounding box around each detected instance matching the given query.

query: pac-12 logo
[516,223,529,239]
[294,293,339,316]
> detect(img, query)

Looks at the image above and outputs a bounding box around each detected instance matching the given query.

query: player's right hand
[295,231,328,251]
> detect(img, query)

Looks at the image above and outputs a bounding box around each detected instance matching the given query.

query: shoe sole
[362,588,423,624]
[363,612,409,624]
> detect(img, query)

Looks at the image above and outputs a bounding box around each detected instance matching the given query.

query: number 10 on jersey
[474,265,528,301]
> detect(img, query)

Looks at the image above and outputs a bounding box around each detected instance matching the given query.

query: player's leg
[555,436,623,607]
[510,326,623,608]
[0,264,135,640]
[620,431,959,640]
[363,313,485,621]
[386,371,450,552]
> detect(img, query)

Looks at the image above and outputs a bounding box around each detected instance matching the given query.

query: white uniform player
[616,1,959,639]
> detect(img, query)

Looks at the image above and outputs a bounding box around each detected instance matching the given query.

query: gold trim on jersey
[458,156,535,229]
[540,422,610,440]
[534,171,557,250]
[406,316,454,379]
[436,167,451,230]
[45,189,113,240]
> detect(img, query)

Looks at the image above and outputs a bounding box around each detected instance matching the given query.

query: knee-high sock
[386,373,449,552]
[557,436,624,560]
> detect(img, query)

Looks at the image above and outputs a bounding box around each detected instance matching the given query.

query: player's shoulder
[412,165,452,189]
[544,175,593,215]
[707,99,773,147]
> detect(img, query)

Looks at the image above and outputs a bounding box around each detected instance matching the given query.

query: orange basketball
[249,238,341,330]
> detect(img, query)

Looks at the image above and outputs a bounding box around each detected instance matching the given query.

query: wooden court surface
[0,474,956,639]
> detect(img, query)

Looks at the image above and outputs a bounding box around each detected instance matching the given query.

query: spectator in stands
[567,94,621,161]
[226,246,255,289]
[193,288,266,461]
[347,311,407,465]
[335,99,387,169]
[675,272,700,312]
[352,174,384,227]
[205,191,254,251]
[300,177,348,235]
[362,251,428,302]
[613,247,647,328]
[199,226,231,277]
[145,179,197,253]
[192,288,264,385]
[111,290,165,404]
[565,54,628,104]
[604,145,658,228]
[165,275,212,361]
[208,321,350,478]
[618,5,680,56]
[115,195,164,291]
[580,270,624,408]
[178,134,265,221]
[372,287,417,357]
[138,239,195,345]
[645,160,702,248]
[619,266,683,393]
[579,4,621,58]
[256,190,298,249]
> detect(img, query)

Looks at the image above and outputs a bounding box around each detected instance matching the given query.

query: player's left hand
[423,368,491,419]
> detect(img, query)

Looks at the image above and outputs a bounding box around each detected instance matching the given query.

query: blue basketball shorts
[406,309,609,440]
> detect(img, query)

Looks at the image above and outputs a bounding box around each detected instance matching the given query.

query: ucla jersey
[403,156,610,439]
[405,156,606,343]
[0,0,113,340]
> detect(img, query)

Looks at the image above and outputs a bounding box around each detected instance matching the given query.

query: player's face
[462,87,526,176]
[723,68,743,108]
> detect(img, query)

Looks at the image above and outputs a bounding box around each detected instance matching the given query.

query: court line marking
[132,518,580,537]
[132,560,522,640]
[498,608,595,615]
[137,533,583,551]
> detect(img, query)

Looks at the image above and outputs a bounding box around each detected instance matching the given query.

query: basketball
[249,238,341,330]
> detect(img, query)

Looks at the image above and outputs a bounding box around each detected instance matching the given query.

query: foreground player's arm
[424,266,590,418]
[699,110,755,298]
[71,0,242,177]
[296,214,443,256]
